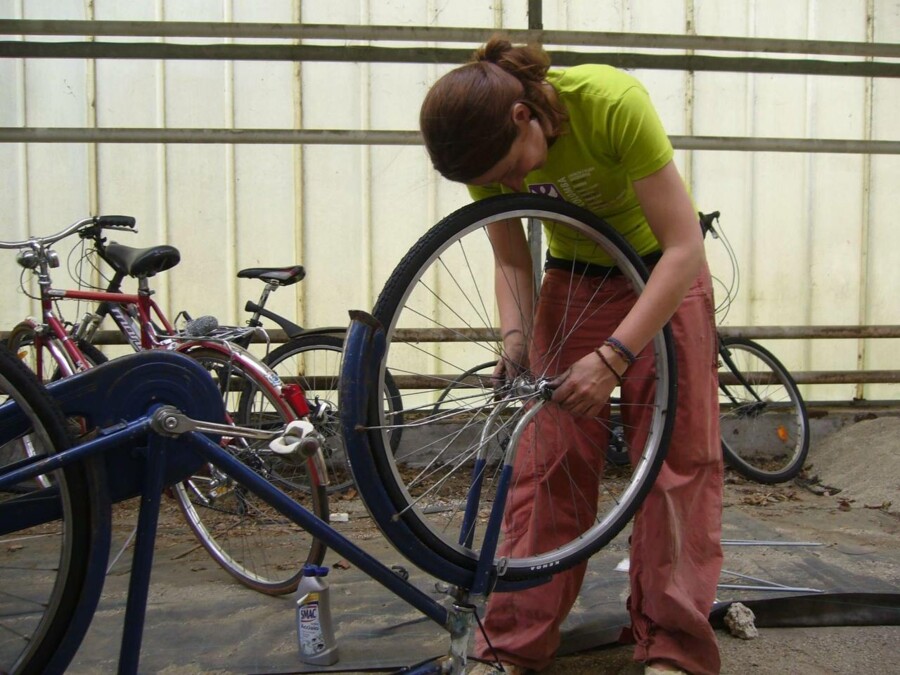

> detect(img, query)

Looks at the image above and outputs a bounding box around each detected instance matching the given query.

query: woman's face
[470,103,548,192]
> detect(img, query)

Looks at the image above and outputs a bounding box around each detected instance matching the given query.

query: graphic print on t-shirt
[528,183,561,199]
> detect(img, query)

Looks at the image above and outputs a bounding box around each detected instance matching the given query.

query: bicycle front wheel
[7,322,107,383]
[263,333,404,493]
[366,194,677,581]
[718,337,810,484]
[173,347,327,595]
[0,344,110,674]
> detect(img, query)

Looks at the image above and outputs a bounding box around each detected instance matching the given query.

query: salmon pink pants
[475,266,724,674]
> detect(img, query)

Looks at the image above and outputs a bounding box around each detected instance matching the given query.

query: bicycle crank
[150,406,323,460]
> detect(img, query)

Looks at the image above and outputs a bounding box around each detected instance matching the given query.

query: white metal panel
[803,2,872,401]
[746,0,816,392]
[3,0,92,329]
[0,32,29,325]
[159,1,232,326]
[300,63,367,328]
[230,2,299,332]
[691,0,755,345]
[866,0,900,400]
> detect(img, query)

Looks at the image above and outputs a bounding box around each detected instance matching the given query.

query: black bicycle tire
[263,334,405,493]
[367,193,677,580]
[0,344,109,674]
[7,322,108,379]
[71,340,107,368]
[266,334,405,448]
[719,337,810,484]
[173,347,327,595]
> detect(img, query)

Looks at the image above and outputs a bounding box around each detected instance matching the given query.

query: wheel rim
[0,369,79,671]
[8,328,65,384]
[266,336,405,494]
[266,339,354,493]
[174,349,325,593]
[719,340,808,481]
[370,199,675,578]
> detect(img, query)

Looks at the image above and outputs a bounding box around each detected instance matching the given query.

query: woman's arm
[611,160,705,354]
[487,218,534,376]
[551,160,704,416]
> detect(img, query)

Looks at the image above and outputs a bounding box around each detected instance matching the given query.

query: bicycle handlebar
[699,210,721,239]
[0,215,136,250]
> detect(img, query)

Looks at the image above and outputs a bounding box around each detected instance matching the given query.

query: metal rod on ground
[722,540,824,547]
[719,570,824,594]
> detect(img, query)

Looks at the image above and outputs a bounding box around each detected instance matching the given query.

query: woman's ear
[511,102,532,128]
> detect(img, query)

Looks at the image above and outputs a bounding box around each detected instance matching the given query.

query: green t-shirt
[468,65,674,265]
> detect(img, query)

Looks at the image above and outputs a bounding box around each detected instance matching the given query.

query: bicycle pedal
[270,420,320,458]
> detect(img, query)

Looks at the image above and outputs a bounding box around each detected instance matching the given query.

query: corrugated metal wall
[0,0,897,401]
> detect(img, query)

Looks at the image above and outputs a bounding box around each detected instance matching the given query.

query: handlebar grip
[698,210,721,237]
[96,215,136,229]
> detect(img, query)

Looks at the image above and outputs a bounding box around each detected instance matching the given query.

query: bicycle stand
[1,316,551,674]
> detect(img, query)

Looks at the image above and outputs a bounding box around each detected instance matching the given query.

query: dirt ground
[69,416,899,674]
[538,416,900,675]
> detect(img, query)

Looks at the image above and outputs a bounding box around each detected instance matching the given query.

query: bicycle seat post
[247,281,278,328]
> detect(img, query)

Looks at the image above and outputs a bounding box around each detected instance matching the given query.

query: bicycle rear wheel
[0,344,109,674]
[173,347,327,595]
[263,334,403,493]
[366,194,676,581]
[718,337,810,484]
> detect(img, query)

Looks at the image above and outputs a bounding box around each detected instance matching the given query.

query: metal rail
[4,325,893,388]
[0,128,897,155]
[9,324,889,345]
[386,371,898,388]
[1,41,897,78]
[1,20,898,58]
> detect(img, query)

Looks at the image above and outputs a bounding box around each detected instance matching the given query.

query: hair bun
[474,36,512,64]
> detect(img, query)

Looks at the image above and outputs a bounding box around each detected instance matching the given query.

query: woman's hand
[492,330,530,391]
[550,348,622,418]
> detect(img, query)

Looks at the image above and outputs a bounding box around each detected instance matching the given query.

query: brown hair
[419,36,567,183]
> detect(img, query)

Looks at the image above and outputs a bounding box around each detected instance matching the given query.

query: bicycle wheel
[172,347,327,595]
[718,337,810,484]
[431,360,498,416]
[367,194,677,580]
[263,334,404,493]
[7,325,107,490]
[436,368,632,470]
[7,322,107,383]
[0,344,109,674]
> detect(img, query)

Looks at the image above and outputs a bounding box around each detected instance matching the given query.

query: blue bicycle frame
[0,312,550,674]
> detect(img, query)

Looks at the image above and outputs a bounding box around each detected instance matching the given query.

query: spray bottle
[295,564,339,665]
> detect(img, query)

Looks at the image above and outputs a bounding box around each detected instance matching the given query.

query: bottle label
[298,594,327,655]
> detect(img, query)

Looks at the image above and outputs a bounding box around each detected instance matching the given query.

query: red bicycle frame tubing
[40,302,93,372]
[59,288,176,349]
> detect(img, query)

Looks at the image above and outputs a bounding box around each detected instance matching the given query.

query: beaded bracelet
[604,337,636,366]
[594,348,624,387]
